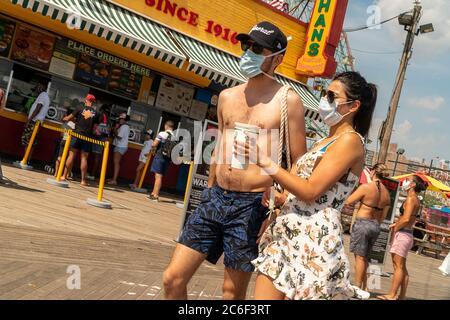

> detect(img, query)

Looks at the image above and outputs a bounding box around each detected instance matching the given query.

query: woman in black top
[345,164,391,290]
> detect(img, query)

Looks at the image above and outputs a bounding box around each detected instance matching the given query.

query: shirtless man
[163,21,307,300]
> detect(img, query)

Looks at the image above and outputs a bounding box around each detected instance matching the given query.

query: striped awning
[275,75,320,120]
[170,31,246,88]
[10,0,186,67]
[170,32,320,116]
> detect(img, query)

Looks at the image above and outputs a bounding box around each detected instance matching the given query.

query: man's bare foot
[107,180,117,186]
[377,294,398,300]
[80,180,89,187]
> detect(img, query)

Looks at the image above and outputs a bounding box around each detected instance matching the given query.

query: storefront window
[6,63,50,113]
[47,76,89,122]
[0,58,12,92]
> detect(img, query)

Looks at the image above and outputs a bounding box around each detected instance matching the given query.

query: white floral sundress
[252,132,369,300]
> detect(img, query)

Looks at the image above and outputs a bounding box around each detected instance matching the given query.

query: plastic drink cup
[231,122,260,170]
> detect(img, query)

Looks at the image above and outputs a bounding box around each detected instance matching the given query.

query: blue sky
[343,0,450,165]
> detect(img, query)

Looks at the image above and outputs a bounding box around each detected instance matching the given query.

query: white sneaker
[86,175,95,181]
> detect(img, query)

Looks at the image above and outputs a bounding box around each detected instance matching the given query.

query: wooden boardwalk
[0,164,448,300]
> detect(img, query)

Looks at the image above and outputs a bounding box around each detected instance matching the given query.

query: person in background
[148,120,175,202]
[88,104,111,180]
[20,83,50,161]
[0,88,5,182]
[345,163,391,290]
[107,113,130,186]
[62,94,100,186]
[378,175,427,300]
[130,129,154,190]
[0,88,5,110]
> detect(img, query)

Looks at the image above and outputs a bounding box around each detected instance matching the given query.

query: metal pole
[378,3,422,163]
[56,132,72,181]
[138,152,154,189]
[428,159,433,175]
[97,141,109,202]
[393,153,400,176]
[20,121,40,167]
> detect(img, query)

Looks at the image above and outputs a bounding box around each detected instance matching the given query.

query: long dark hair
[333,72,377,137]
[412,175,428,193]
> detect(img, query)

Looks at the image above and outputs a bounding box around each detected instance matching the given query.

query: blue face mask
[239,48,286,79]
[239,50,266,79]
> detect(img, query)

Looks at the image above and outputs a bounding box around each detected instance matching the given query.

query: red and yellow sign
[296,0,349,78]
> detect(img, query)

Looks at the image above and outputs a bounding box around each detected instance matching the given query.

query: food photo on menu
[11,26,55,70]
[0,18,15,57]
[73,53,111,89]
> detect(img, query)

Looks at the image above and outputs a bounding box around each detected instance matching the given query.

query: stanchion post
[56,131,72,181]
[87,140,112,209]
[183,161,194,204]
[15,121,40,170]
[47,130,72,188]
[138,152,154,190]
[97,141,109,202]
[176,161,194,209]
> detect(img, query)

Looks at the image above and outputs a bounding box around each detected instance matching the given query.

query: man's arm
[63,107,79,122]
[28,103,43,123]
[207,92,224,188]
[286,90,307,166]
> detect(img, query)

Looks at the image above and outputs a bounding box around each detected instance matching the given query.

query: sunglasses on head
[324,90,354,105]
[241,41,271,55]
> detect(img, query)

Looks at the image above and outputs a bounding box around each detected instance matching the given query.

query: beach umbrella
[392,172,450,193]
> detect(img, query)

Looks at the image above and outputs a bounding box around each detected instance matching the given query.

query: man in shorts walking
[163,21,307,299]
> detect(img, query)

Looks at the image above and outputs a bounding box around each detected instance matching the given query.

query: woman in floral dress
[236,72,378,300]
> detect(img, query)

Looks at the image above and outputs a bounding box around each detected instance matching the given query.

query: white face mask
[401,180,412,191]
[318,97,353,127]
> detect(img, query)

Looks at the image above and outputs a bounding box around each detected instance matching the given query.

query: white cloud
[393,120,412,138]
[408,96,445,110]
[424,117,440,124]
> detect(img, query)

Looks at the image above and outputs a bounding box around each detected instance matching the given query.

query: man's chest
[222,102,281,130]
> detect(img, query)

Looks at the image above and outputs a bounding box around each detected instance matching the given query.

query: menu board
[108,66,142,100]
[156,78,195,116]
[11,25,55,70]
[189,100,209,121]
[73,53,111,89]
[0,18,16,58]
[49,38,78,79]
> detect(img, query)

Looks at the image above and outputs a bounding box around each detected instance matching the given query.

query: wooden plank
[18,266,94,300]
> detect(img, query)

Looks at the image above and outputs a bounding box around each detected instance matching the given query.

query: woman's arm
[256,133,364,203]
[392,197,416,232]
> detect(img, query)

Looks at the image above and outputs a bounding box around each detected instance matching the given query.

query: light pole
[378,1,434,163]
[428,156,440,175]
[393,148,405,176]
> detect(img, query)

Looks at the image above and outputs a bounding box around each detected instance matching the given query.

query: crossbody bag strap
[278,85,291,170]
[269,85,292,219]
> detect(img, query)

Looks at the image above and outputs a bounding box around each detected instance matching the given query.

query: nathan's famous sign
[296,0,349,78]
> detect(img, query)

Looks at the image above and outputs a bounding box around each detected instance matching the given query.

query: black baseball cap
[236,21,288,52]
